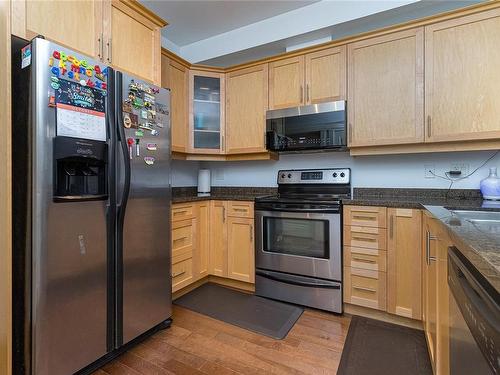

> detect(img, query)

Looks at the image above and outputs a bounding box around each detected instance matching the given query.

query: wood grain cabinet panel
[344,205,387,228]
[344,267,387,311]
[12,0,103,58]
[305,46,346,104]
[209,201,228,277]
[344,226,387,250]
[387,208,422,320]
[226,64,268,154]
[269,56,305,109]
[195,201,210,279]
[107,1,159,83]
[227,217,255,283]
[344,246,387,272]
[172,258,193,292]
[227,201,254,218]
[425,8,500,142]
[348,28,424,147]
[162,55,188,152]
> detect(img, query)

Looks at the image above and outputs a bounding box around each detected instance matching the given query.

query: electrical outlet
[450,163,469,176]
[424,164,435,178]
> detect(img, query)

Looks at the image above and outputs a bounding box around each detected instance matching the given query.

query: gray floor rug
[338,315,432,375]
[173,283,303,339]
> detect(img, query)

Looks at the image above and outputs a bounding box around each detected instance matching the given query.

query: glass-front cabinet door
[189,70,225,154]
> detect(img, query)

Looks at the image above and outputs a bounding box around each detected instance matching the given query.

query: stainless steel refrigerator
[12,37,172,375]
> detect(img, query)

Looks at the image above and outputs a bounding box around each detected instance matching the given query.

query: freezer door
[29,39,110,375]
[116,72,172,345]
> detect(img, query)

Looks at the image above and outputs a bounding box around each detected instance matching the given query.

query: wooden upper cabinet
[189,70,225,154]
[162,53,189,153]
[348,28,424,147]
[269,56,305,109]
[305,46,346,104]
[386,208,422,320]
[11,0,103,58]
[425,8,500,142]
[105,0,165,84]
[226,64,268,154]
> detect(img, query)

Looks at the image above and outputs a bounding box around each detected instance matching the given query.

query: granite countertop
[424,205,500,294]
[172,187,276,204]
[345,188,500,212]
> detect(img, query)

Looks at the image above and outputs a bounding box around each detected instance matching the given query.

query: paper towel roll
[198,169,211,197]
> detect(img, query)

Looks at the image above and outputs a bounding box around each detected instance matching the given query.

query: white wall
[196,151,500,190]
[171,160,200,187]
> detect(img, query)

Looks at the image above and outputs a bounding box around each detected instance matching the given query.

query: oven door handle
[256,270,341,289]
[256,207,340,214]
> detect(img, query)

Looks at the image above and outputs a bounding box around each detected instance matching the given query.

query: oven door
[255,209,341,281]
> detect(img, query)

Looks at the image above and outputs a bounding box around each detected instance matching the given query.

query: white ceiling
[141,0,319,46]
[140,0,484,67]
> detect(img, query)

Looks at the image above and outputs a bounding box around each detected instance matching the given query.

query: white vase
[480,167,500,200]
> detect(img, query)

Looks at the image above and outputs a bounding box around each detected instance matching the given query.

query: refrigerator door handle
[116,72,131,232]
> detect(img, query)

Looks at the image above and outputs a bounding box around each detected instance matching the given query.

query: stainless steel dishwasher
[448,247,499,375]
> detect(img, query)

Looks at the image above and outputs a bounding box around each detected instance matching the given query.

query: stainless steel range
[254,168,351,313]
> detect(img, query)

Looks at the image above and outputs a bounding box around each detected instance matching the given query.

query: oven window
[263,217,329,259]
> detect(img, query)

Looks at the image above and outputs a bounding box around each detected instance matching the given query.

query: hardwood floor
[95,305,351,375]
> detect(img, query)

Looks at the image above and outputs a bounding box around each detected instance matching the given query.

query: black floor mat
[173,283,303,339]
[338,315,432,375]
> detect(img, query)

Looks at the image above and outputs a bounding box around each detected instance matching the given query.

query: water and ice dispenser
[53,137,108,201]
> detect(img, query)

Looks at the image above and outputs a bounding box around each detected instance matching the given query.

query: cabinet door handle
[427,115,431,138]
[221,134,225,151]
[222,206,226,223]
[107,38,112,63]
[250,225,253,242]
[425,230,438,265]
[389,215,394,239]
[300,85,303,104]
[98,33,103,60]
[306,83,310,103]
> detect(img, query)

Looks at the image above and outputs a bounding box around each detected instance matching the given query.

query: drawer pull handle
[352,236,376,242]
[352,257,376,264]
[353,286,377,293]
[174,210,188,215]
[172,270,186,278]
[173,236,188,242]
[352,215,376,221]
[233,208,248,212]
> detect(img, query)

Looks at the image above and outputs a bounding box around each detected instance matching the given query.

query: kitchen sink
[449,210,500,223]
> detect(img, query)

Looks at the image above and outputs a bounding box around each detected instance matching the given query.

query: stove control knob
[281,173,286,179]
[340,172,345,178]
[287,173,292,179]
[333,173,338,178]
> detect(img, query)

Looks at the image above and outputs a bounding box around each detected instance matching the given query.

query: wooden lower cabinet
[172,200,255,293]
[209,201,228,277]
[195,201,210,279]
[423,212,451,375]
[387,208,422,319]
[344,267,387,310]
[227,217,255,283]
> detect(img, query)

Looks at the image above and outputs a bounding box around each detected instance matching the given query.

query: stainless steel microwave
[265,101,346,152]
